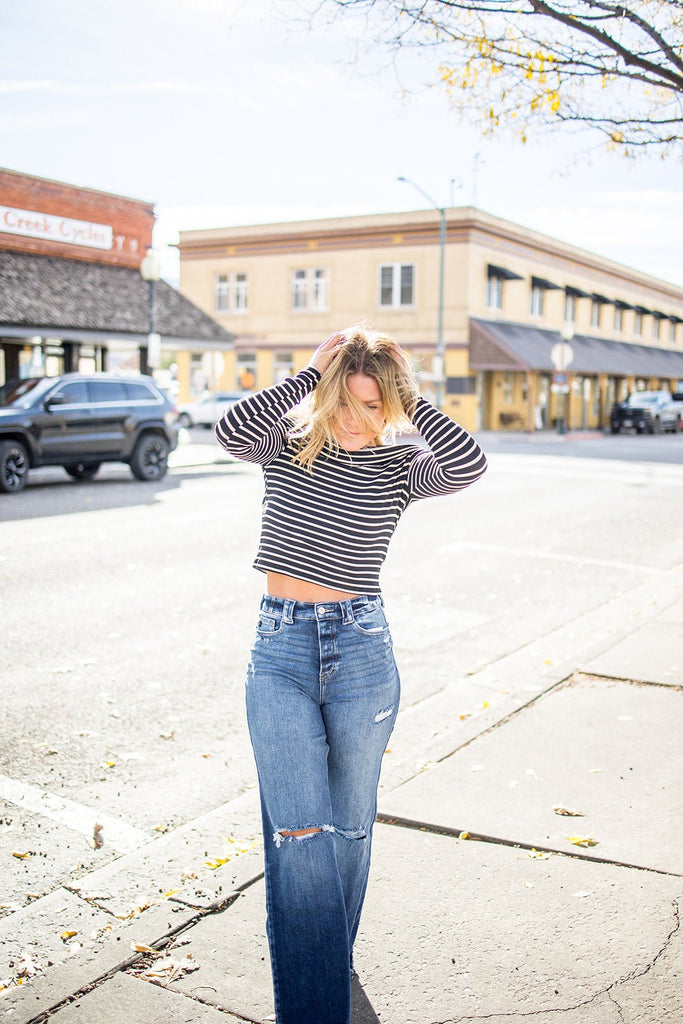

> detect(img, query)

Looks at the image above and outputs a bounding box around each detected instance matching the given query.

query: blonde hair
[290,327,420,471]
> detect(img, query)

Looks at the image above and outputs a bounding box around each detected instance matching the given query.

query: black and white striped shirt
[215,367,487,594]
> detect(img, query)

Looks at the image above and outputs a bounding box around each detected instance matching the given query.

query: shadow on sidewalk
[352,975,382,1022]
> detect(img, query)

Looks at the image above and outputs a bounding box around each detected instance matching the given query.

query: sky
[2,0,682,287]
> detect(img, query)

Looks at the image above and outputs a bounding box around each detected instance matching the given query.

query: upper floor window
[652,316,660,340]
[379,263,415,308]
[291,268,329,311]
[591,300,602,328]
[614,305,623,332]
[634,312,643,336]
[214,272,249,314]
[669,320,677,344]
[530,283,544,317]
[564,292,576,323]
[486,272,503,310]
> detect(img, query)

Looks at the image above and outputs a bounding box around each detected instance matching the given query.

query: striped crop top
[214,367,487,594]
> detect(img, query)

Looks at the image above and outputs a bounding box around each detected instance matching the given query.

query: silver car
[175,390,246,429]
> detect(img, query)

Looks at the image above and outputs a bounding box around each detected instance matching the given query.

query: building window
[215,274,230,313]
[234,273,248,312]
[379,263,415,308]
[564,292,576,323]
[653,316,662,340]
[591,300,601,328]
[634,312,642,336]
[502,372,514,404]
[291,268,329,311]
[614,306,623,332]
[530,284,544,317]
[273,351,293,383]
[214,272,249,313]
[237,351,257,390]
[486,272,503,310]
[670,321,677,344]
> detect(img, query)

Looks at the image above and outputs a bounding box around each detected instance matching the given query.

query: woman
[215,327,487,1024]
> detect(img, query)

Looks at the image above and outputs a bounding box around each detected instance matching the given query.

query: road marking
[439,541,668,576]
[0,774,149,854]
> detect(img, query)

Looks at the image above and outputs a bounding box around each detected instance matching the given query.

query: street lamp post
[139,248,161,376]
[397,177,446,410]
[551,322,575,435]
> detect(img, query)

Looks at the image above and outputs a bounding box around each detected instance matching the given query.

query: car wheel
[610,424,620,434]
[0,440,29,493]
[177,412,192,429]
[130,434,169,481]
[64,462,101,480]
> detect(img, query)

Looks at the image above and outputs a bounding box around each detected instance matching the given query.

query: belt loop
[282,599,295,624]
[340,599,354,625]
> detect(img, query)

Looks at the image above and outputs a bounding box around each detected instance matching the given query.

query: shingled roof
[0,249,232,345]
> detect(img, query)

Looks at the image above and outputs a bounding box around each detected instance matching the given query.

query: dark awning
[0,249,234,350]
[634,305,653,315]
[565,286,591,298]
[614,299,635,310]
[531,276,562,291]
[591,293,612,304]
[487,263,523,281]
[469,318,683,377]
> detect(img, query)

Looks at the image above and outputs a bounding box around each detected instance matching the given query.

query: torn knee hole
[273,824,336,848]
[280,827,322,838]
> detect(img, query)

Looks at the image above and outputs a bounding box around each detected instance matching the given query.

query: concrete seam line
[14,885,262,1024]
[576,669,683,692]
[374,813,683,879]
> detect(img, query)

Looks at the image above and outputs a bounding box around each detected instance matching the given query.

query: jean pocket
[255,612,283,637]
[350,604,390,637]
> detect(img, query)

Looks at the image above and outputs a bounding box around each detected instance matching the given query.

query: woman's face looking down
[334,373,385,451]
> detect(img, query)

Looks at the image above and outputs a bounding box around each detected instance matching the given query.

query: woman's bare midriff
[266,571,359,603]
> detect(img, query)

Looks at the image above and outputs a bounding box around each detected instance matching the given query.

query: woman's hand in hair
[308,332,347,375]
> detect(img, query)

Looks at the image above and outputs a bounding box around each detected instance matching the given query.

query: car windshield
[625,394,657,405]
[0,377,56,408]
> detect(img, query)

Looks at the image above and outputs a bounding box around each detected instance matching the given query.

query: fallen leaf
[459,713,471,721]
[93,823,104,849]
[160,731,175,741]
[480,700,490,709]
[131,942,159,954]
[528,849,551,860]
[566,834,599,848]
[11,851,33,860]
[458,831,470,840]
[60,931,78,941]
[553,805,584,817]
[523,881,534,888]
[100,760,116,769]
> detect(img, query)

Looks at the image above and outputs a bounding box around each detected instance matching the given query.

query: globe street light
[397,176,446,410]
[139,248,161,374]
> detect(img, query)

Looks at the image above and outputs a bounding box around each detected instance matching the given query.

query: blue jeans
[246,594,401,1024]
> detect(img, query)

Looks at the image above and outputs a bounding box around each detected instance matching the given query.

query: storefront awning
[469,318,683,377]
[0,249,234,351]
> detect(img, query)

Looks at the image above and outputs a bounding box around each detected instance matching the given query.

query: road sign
[550,341,574,371]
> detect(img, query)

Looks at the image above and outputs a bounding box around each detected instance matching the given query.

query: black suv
[0,373,179,494]
[610,390,681,435]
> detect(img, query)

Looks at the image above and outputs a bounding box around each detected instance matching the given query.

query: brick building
[0,168,231,386]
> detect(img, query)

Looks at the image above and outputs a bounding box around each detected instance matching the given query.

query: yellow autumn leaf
[60,931,78,941]
[566,834,598,848]
[12,851,32,859]
[131,942,159,954]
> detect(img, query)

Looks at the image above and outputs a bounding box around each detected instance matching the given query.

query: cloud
[0,79,66,92]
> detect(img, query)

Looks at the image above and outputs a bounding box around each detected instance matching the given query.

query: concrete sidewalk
[2,580,682,1022]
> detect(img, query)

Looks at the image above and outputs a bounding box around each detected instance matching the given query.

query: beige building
[177,208,683,432]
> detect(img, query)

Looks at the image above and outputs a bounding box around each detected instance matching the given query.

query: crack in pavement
[425,898,681,1024]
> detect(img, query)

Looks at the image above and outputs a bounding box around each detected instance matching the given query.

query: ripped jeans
[246,594,400,1024]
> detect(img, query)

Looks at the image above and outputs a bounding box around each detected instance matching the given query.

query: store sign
[0,205,113,250]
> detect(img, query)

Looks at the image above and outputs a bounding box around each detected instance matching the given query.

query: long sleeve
[407,397,487,500]
[214,366,321,464]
